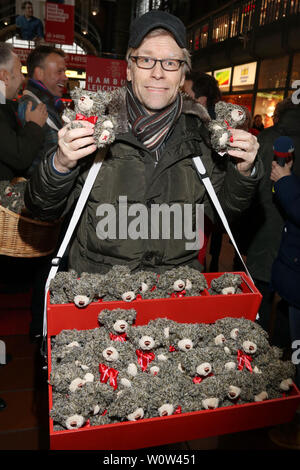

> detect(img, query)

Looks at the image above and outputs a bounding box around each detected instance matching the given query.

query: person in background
[268,159,300,450]
[183,70,221,118]
[0,42,47,180]
[18,45,67,177]
[244,98,300,347]
[16,1,44,42]
[249,114,264,137]
[17,45,68,341]
[0,42,47,411]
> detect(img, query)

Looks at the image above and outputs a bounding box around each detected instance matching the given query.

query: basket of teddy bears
[46,266,300,450]
[0,178,61,258]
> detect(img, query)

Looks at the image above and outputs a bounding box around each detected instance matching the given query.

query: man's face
[127,34,185,113]
[35,53,67,97]
[24,3,33,18]
[5,54,25,100]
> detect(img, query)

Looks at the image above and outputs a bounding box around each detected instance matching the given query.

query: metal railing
[187,0,300,52]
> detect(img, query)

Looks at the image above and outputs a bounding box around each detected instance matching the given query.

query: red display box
[46,272,300,450]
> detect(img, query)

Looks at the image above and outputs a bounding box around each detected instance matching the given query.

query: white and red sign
[86,57,127,92]
[44,2,74,45]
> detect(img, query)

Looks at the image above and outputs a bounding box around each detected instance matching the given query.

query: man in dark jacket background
[0,42,47,180]
[25,10,262,277]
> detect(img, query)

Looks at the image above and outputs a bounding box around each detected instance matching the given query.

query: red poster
[86,57,127,92]
[45,2,74,45]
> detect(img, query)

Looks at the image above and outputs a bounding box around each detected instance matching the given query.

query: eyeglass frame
[129,55,186,72]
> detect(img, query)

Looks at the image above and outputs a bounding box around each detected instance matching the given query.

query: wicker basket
[0,204,61,258]
[0,177,61,258]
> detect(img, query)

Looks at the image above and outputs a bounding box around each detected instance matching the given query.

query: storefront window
[253,91,284,128]
[212,14,229,43]
[258,56,289,89]
[232,62,257,91]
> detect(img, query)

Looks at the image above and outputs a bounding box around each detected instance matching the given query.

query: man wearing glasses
[25,10,262,276]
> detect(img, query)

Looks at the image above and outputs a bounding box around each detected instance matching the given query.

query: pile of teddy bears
[49,266,243,307]
[49,310,296,431]
[0,179,27,214]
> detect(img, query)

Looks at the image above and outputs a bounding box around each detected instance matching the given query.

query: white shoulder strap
[41,147,108,349]
[193,155,253,282]
[22,90,60,131]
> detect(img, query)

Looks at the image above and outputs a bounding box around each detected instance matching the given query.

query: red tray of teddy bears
[47,272,262,335]
[46,271,300,450]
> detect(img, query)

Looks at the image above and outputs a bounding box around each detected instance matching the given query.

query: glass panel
[212,14,230,43]
[253,91,284,128]
[290,52,300,85]
[258,56,289,89]
[230,8,240,38]
[240,0,256,34]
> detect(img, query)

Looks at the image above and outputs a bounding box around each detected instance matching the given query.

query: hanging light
[81,0,89,36]
[91,0,99,16]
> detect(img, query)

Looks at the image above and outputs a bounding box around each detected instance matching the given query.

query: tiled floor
[0,236,296,451]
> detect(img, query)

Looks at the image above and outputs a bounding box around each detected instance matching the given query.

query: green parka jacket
[25,96,263,275]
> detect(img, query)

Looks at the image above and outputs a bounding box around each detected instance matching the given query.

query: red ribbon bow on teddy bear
[136,350,155,371]
[237,349,253,372]
[76,113,98,124]
[109,332,128,342]
[99,363,119,390]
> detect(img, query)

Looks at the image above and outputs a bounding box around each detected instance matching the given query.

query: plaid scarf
[126,82,182,158]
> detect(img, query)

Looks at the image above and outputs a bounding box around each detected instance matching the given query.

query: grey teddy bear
[207,101,247,153]
[97,308,137,341]
[152,267,207,299]
[62,88,116,148]
[208,273,243,296]
[0,179,27,214]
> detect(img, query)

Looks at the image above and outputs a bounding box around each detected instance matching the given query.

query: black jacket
[0,100,45,181]
[25,96,264,275]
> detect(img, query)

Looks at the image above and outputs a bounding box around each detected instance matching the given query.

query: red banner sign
[86,57,127,92]
[45,2,74,45]
[14,48,88,70]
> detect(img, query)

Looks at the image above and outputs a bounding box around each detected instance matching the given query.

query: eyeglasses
[130,56,186,71]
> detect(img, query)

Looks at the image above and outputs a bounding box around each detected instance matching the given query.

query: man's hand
[270,160,293,183]
[54,121,97,173]
[227,128,259,176]
[25,101,48,127]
